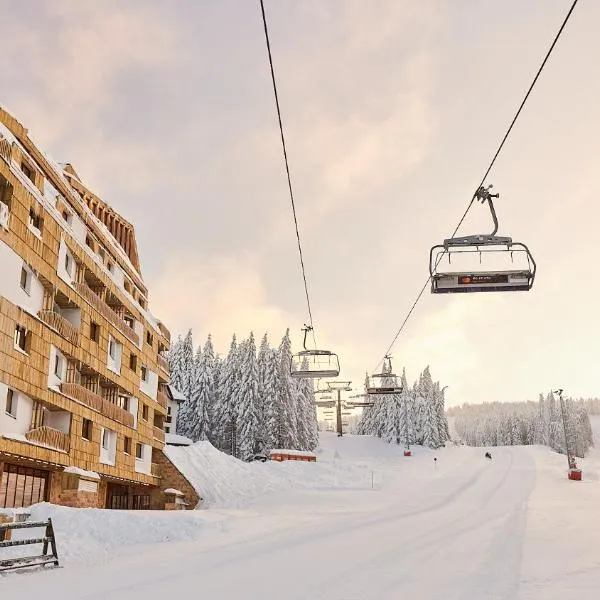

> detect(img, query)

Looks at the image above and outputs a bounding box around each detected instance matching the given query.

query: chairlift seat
[290,349,340,379]
[430,240,536,294]
[431,269,534,293]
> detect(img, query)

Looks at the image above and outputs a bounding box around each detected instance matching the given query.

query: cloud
[148,254,298,353]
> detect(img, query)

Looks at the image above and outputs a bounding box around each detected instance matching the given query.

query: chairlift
[290,325,340,379]
[366,355,403,396]
[429,185,536,294]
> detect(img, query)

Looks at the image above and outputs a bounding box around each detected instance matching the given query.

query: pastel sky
[2,0,598,406]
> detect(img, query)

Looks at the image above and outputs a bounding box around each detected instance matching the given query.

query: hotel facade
[0,108,197,510]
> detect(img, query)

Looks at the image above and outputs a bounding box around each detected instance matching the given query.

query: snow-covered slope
[1,433,599,599]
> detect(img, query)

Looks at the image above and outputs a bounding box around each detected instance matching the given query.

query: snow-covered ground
[1,431,599,599]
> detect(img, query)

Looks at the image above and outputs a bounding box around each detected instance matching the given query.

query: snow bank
[0,503,210,567]
[165,437,381,509]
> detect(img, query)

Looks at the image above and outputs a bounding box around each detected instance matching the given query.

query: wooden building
[0,108,198,510]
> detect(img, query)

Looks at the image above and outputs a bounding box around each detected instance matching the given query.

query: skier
[485,451,492,460]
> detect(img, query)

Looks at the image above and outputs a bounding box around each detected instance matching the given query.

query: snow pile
[0,503,210,567]
[165,437,379,508]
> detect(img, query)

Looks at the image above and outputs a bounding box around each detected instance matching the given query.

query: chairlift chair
[290,325,340,379]
[429,185,536,294]
[366,355,403,396]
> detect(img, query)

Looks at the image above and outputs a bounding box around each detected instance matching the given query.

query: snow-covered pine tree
[263,346,282,450]
[180,329,195,400]
[199,334,217,441]
[421,369,440,449]
[236,333,261,460]
[213,335,241,455]
[276,329,299,449]
[184,346,203,441]
[167,335,185,394]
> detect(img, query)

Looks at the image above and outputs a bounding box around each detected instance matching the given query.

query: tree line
[168,329,318,460]
[449,392,595,457]
[358,366,451,449]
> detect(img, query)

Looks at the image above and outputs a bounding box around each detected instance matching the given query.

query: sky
[1,0,599,407]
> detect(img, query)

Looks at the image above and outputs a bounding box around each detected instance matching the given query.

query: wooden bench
[0,518,60,573]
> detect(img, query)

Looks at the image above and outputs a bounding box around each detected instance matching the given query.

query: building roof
[165,433,193,446]
[167,384,187,403]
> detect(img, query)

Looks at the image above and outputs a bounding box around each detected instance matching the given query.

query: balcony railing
[153,426,165,442]
[38,310,80,345]
[157,388,168,409]
[151,462,161,478]
[157,353,169,374]
[73,282,140,345]
[157,322,170,343]
[60,382,134,428]
[0,135,11,162]
[25,426,70,453]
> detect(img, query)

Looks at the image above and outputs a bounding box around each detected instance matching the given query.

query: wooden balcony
[157,322,170,343]
[153,426,165,442]
[60,382,134,428]
[38,310,80,345]
[151,462,161,478]
[157,388,168,409]
[0,136,11,162]
[25,426,70,453]
[73,282,139,345]
[157,353,169,374]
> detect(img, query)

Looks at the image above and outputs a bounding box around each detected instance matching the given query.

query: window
[21,161,33,181]
[124,436,132,455]
[85,235,94,250]
[140,365,148,382]
[14,325,30,353]
[28,207,42,233]
[61,208,72,225]
[165,425,170,433]
[53,353,62,377]
[90,321,100,342]
[124,314,134,329]
[142,404,149,421]
[5,389,16,418]
[116,395,130,411]
[109,338,117,360]
[135,442,143,459]
[82,418,92,441]
[20,266,30,294]
[146,331,153,346]
[98,247,105,261]
[129,354,137,371]
[102,428,110,450]
[64,252,73,276]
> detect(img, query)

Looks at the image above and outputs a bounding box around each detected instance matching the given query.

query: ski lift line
[259,0,317,350]
[372,0,580,373]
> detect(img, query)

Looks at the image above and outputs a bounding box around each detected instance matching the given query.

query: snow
[163,488,184,496]
[164,433,192,446]
[1,432,599,599]
[167,384,186,402]
[63,467,100,480]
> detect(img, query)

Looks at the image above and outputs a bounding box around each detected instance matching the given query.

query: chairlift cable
[372,0,579,373]
[259,0,317,348]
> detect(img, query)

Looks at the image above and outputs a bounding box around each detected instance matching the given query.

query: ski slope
[1,433,599,599]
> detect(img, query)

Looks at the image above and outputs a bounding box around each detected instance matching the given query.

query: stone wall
[149,449,200,510]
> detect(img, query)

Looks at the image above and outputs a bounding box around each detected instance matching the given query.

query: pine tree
[237,333,261,460]
[276,329,298,448]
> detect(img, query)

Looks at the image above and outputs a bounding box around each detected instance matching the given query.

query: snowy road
[1,441,598,599]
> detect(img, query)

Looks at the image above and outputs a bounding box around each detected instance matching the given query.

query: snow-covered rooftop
[168,385,187,402]
[165,433,193,446]
[63,466,100,480]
